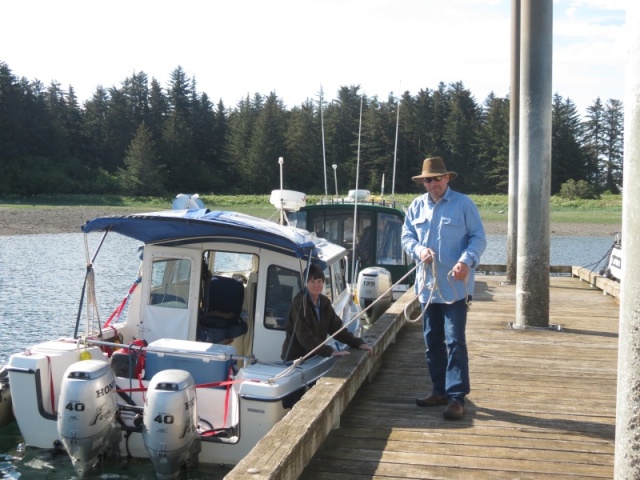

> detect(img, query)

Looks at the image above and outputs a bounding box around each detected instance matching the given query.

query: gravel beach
[0,205,621,237]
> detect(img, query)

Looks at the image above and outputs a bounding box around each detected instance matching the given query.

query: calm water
[0,231,617,478]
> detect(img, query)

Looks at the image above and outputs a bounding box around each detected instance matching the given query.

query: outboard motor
[356,267,392,323]
[143,369,200,480]
[57,359,118,478]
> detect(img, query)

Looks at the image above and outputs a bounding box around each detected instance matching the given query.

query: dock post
[506,0,520,284]
[514,0,552,328]
[614,3,640,477]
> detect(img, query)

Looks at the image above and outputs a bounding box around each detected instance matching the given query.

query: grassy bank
[0,193,623,225]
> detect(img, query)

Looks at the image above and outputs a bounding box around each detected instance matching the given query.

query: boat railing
[317,197,400,209]
[75,337,256,365]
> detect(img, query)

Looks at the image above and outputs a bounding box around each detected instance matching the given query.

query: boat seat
[198,275,247,344]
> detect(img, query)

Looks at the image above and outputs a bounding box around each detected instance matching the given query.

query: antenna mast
[320,86,328,199]
[351,95,364,286]
[392,89,400,200]
[278,157,285,225]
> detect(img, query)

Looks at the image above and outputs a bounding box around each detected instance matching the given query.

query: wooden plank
[299,275,619,479]
[476,264,573,275]
[572,265,621,300]
[225,290,419,480]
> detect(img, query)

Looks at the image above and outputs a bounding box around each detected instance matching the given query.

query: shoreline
[0,206,621,237]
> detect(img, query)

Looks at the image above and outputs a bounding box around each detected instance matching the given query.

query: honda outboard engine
[143,369,200,480]
[57,359,118,477]
[356,267,392,323]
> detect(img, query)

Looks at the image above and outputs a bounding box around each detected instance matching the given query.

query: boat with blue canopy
[6,196,364,478]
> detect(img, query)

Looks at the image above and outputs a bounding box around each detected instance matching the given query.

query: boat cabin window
[210,251,254,275]
[264,265,302,330]
[286,211,306,230]
[330,258,347,296]
[323,266,333,301]
[355,218,374,264]
[376,213,404,265]
[309,212,374,260]
[150,258,191,308]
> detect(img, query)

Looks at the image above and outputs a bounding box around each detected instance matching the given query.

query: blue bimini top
[82,209,343,266]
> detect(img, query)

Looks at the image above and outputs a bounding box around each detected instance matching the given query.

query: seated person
[281,264,372,361]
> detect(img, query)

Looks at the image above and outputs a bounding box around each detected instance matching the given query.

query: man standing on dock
[401,157,486,420]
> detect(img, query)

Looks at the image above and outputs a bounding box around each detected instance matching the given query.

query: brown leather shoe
[443,399,464,420]
[416,393,448,407]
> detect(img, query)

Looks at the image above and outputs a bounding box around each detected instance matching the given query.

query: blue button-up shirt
[402,187,487,304]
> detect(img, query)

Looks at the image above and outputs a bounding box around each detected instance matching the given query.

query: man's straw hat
[411,157,457,183]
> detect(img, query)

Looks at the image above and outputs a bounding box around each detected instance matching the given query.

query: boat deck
[228,273,619,479]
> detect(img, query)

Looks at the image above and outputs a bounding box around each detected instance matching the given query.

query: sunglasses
[423,175,445,184]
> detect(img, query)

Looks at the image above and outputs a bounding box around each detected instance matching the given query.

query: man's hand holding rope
[450,261,469,282]
[419,247,435,265]
[420,247,469,282]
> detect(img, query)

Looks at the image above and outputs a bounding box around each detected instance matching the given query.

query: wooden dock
[228,273,620,479]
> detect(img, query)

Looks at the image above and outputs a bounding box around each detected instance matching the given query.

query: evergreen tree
[82,86,111,171]
[360,94,398,193]
[323,85,363,190]
[479,92,510,193]
[162,66,196,190]
[601,99,624,193]
[121,72,150,125]
[64,86,84,160]
[105,86,137,172]
[226,94,260,193]
[429,82,451,158]
[147,78,168,146]
[389,91,414,195]
[583,98,606,186]
[0,63,25,161]
[189,89,219,191]
[0,63,27,193]
[118,122,165,195]
[244,92,288,193]
[551,94,588,194]
[285,98,322,194]
[443,82,481,192]
[211,99,233,192]
[0,60,628,196]
[400,89,434,193]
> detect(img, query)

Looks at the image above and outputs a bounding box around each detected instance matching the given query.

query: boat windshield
[150,258,191,308]
[376,213,404,265]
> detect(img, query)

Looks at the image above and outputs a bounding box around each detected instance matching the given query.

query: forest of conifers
[0,62,624,197]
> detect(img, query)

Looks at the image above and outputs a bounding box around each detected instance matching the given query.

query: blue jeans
[421,299,469,403]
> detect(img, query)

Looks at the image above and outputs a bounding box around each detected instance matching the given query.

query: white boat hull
[605,244,622,281]
[8,338,335,466]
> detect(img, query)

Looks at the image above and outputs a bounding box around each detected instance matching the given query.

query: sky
[0,0,627,115]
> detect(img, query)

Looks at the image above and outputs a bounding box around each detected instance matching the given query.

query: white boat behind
[271,188,411,323]
[601,232,622,281]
